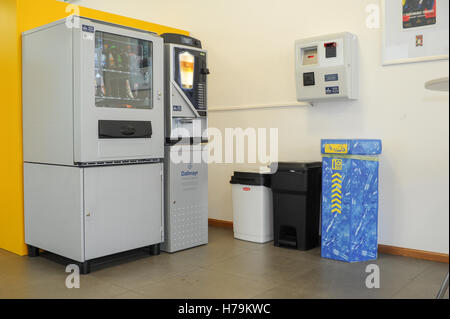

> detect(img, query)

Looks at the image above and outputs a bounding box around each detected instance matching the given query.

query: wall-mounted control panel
[295,32,358,103]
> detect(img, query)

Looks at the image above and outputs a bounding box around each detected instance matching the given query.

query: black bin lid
[271,162,322,172]
[230,171,271,187]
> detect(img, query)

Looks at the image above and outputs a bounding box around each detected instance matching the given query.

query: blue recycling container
[320,139,382,262]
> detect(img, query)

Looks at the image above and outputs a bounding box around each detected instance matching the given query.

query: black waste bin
[271,162,322,251]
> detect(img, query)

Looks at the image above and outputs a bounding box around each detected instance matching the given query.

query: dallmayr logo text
[181,170,199,177]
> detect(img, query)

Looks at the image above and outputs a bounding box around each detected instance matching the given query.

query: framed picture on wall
[382,0,449,65]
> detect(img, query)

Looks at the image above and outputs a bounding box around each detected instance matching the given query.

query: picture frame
[381,0,449,66]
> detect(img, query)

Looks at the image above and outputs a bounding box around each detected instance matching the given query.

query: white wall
[78,0,449,254]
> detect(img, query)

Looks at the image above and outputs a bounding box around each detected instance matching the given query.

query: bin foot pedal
[278,239,297,248]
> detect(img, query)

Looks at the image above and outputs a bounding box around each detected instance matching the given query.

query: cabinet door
[166,145,208,251]
[84,163,163,260]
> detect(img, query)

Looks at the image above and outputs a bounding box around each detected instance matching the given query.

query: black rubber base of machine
[79,261,91,275]
[149,243,161,256]
[24,244,162,274]
[27,245,40,257]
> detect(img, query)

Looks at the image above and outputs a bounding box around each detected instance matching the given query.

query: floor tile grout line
[407,261,437,282]
[389,278,415,299]
[197,257,322,292]
[109,286,147,298]
[90,264,200,291]
[389,262,449,299]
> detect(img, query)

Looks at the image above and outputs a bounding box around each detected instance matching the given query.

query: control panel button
[303,72,315,86]
[325,42,337,58]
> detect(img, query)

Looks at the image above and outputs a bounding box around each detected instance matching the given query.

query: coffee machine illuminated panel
[162,34,209,143]
[173,47,208,114]
[179,51,195,90]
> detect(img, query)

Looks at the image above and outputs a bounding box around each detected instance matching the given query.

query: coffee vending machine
[161,33,209,252]
[22,18,165,273]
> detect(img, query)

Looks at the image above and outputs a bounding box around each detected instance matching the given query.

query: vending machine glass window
[95,31,153,109]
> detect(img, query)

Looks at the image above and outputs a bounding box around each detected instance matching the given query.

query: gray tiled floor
[0,226,448,299]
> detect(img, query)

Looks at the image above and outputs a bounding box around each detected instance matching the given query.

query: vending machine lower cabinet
[162,145,208,253]
[24,162,164,274]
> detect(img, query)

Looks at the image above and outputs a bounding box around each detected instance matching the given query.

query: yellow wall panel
[17,0,189,36]
[0,0,22,255]
[0,0,188,256]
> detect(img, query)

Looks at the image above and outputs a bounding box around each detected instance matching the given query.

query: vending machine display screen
[302,47,318,65]
[95,31,153,109]
[174,48,207,111]
[179,51,195,90]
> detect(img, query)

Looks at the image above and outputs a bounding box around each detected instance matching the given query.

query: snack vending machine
[161,33,209,252]
[22,18,165,273]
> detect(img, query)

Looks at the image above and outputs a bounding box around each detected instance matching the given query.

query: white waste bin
[230,171,273,243]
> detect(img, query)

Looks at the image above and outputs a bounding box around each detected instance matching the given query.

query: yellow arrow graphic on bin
[331,171,343,214]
